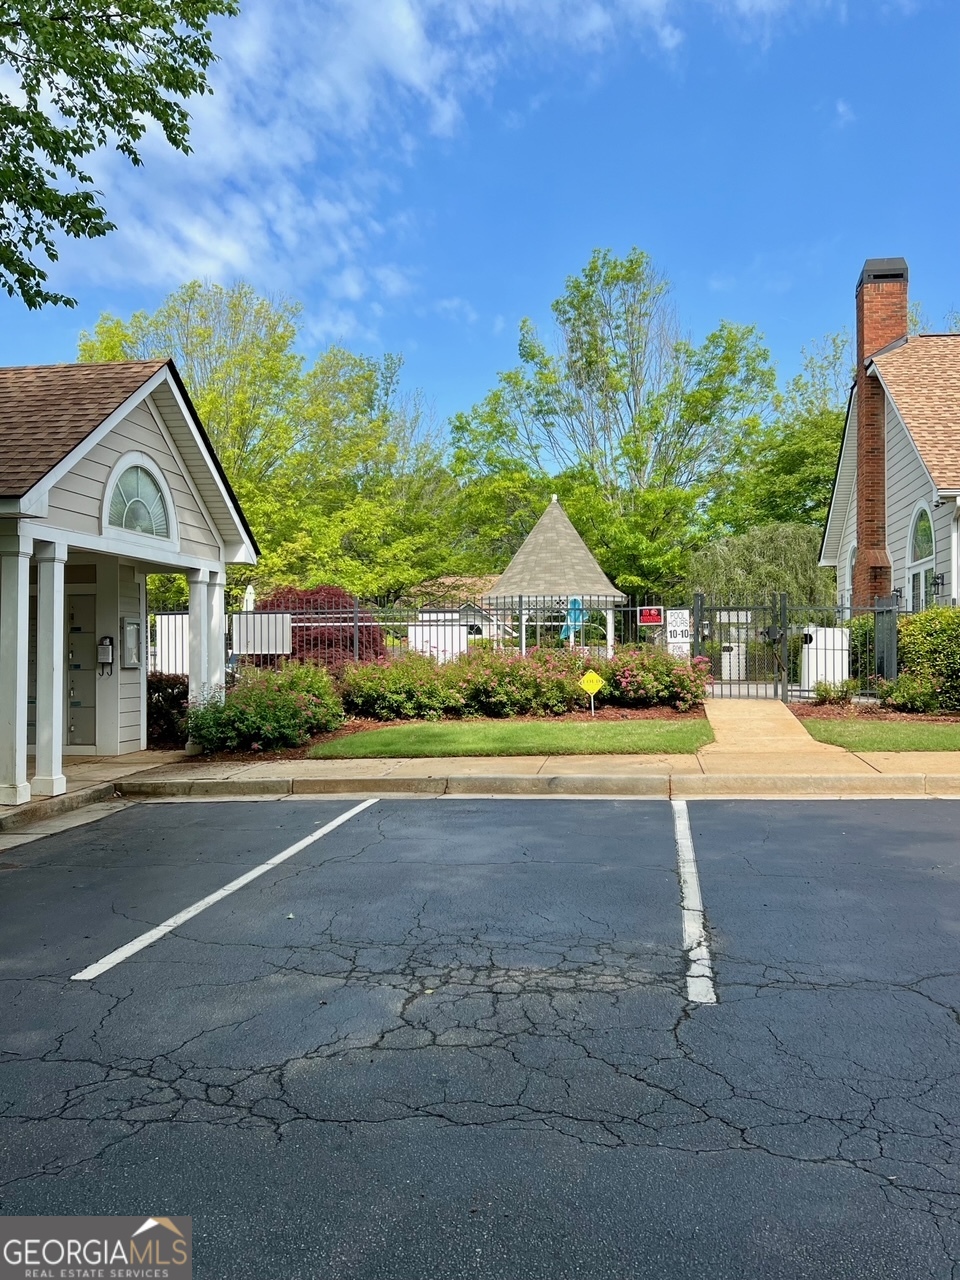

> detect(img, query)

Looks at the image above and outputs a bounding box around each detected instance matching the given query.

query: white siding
[885,396,938,598]
[836,488,857,608]
[118,566,142,751]
[47,404,222,559]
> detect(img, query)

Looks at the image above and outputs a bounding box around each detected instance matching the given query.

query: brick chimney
[852,257,908,606]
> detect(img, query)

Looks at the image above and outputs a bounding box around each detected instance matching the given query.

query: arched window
[908,507,936,611]
[108,466,170,538]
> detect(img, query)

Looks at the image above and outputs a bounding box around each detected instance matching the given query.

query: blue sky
[1,0,957,427]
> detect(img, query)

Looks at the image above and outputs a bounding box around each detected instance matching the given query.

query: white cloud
[835,97,856,127]
[435,296,479,324]
[54,0,876,331]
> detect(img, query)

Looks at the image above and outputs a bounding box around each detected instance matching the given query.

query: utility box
[720,642,747,681]
[800,627,849,689]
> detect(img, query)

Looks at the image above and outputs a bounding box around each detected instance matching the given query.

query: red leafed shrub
[256,586,387,669]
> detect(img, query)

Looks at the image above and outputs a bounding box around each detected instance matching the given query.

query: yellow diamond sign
[579,670,605,696]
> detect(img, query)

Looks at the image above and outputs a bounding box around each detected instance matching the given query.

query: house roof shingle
[0,360,168,498]
[872,335,960,490]
[484,497,625,601]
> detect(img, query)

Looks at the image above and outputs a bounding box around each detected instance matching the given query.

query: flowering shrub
[186,663,344,752]
[337,654,463,720]
[338,645,708,720]
[606,650,711,712]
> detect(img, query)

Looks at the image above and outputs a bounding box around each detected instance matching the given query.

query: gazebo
[483,496,626,656]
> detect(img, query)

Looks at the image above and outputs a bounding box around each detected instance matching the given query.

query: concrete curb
[0,782,117,833]
[7,771,957,828]
[671,773,928,798]
[119,778,293,798]
[115,773,949,801]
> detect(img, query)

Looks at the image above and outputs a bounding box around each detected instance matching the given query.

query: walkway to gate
[701,698,877,775]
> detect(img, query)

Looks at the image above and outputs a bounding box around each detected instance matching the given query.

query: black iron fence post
[692,593,704,659]
[353,600,360,661]
[780,593,789,703]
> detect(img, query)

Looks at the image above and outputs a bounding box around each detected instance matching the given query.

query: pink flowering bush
[186,662,344,751]
[338,645,709,720]
[606,650,711,712]
[337,654,466,720]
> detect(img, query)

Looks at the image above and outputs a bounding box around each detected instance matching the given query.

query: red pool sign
[637,606,665,626]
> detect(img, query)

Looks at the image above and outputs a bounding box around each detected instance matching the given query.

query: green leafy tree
[685,523,835,604]
[80,282,457,599]
[715,332,851,533]
[451,247,776,593]
[1,0,238,309]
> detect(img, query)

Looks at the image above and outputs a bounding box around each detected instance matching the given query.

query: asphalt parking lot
[2,797,960,1279]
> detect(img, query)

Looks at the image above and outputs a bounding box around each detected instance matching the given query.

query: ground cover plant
[310,718,713,758]
[187,663,343,751]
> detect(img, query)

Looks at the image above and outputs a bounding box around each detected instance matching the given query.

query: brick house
[820,259,960,611]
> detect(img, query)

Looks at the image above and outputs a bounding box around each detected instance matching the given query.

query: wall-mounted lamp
[934,497,945,510]
[892,586,903,601]
[933,573,946,595]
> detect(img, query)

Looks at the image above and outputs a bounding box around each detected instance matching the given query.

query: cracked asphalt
[2,797,960,1278]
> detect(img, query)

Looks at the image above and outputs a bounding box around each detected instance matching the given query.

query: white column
[605,608,615,659]
[0,530,33,805]
[187,568,210,702]
[208,570,226,696]
[32,542,67,796]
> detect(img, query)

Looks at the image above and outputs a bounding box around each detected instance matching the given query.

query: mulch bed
[790,703,960,724]
[170,704,707,765]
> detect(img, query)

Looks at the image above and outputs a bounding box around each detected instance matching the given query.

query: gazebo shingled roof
[483,496,625,603]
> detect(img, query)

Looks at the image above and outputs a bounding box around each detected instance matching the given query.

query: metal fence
[148,596,651,678]
[692,594,903,701]
[148,592,908,702]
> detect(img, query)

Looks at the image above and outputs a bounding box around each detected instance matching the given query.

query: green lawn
[311,718,714,758]
[802,719,960,752]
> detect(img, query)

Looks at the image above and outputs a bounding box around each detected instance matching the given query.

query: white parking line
[71,798,379,981]
[671,799,717,1005]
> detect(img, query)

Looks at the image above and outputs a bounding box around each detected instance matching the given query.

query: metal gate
[692,594,898,700]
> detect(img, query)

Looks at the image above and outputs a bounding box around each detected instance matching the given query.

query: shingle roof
[484,497,625,601]
[0,360,168,497]
[872,335,960,490]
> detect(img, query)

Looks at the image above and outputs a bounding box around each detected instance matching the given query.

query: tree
[80,281,458,599]
[684,523,835,605]
[80,281,305,509]
[714,332,851,533]
[1,0,237,309]
[451,248,776,593]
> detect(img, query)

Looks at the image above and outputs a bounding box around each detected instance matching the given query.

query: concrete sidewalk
[108,700,959,801]
[4,703,960,829]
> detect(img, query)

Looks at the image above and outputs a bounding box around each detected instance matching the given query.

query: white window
[908,507,936,611]
[108,465,170,538]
